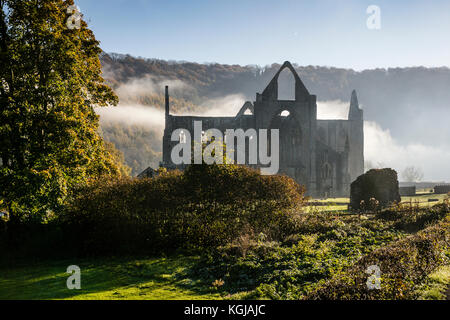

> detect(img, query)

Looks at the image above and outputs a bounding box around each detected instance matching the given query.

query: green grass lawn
[305,197,349,212]
[0,256,220,300]
[306,194,448,213]
[401,193,448,208]
[416,265,450,300]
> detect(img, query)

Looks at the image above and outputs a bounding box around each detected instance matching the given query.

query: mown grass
[415,265,450,300]
[305,198,349,212]
[401,194,448,208]
[306,194,448,213]
[0,256,220,300]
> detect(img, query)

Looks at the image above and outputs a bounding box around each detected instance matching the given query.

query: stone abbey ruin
[160,62,364,198]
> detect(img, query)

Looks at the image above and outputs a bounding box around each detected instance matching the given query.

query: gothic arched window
[322,162,332,180]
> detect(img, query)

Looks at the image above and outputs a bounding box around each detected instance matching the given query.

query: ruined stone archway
[277,68,296,100]
[261,61,310,101]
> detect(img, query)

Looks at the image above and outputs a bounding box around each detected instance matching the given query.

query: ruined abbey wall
[160,62,364,198]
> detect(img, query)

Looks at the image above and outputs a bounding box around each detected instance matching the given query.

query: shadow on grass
[0,256,218,300]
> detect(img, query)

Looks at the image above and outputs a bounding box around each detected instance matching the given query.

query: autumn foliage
[59,164,306,255]
[0,0,127,222]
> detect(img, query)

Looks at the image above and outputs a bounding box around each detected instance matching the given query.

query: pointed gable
[261,61,310,101]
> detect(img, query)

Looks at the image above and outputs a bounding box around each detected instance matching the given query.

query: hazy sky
[76,0,450,70]
[78,0,450,181]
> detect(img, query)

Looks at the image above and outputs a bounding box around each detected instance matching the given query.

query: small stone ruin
[434,185,450,194]
[350,169,401,210]
[399,186,416,197]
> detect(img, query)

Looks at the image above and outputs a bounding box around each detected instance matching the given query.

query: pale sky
[76,0,450,70]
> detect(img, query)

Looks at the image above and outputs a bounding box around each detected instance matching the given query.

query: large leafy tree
[0,0,126,222]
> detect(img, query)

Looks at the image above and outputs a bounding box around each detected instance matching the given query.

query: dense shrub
[58,164,306,255]
[185,204,449,300]
[189,211,406,299]
[377,202,450,233]
[307,215,450,300]
[0,221,66,264]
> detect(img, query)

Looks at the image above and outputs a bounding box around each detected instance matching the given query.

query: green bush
[193,220,395,298]
[307,215,450,300]
[58,164,306,256]
[185,206,449,300]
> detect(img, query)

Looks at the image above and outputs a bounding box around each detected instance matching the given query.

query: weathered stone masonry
[160,62,364,198]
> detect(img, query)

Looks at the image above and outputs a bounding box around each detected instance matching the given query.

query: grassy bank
[415,265,450,300]
[1,208,448,300]
[306,194,449,213]
[0,256,220,300]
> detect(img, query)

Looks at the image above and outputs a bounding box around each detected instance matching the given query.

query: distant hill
[98,53,450,176]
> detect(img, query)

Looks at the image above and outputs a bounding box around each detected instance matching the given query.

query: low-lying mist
[96,74,450,182]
